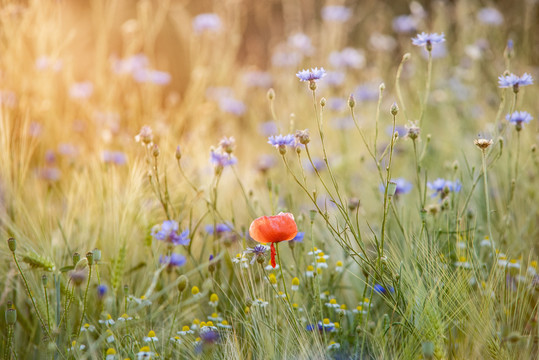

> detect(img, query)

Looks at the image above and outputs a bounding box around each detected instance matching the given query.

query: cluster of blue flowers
[151,220,190,246]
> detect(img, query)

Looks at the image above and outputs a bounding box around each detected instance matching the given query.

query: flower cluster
[151,220,190,246]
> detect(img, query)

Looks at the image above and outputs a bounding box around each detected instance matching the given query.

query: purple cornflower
[324,71,346,87]
[291,232,305,243]
[219,98,246,116]
[315,320,336,332]
[354,83,379,102]
[210,149,237,168]
[111,54,148,75]
[392,15,417,33]
[242,70,272,88]
[159,253,187,267]
[69,81,93,99]
[506,111,533,131]
[271,50,302,68]
[102,151,127,165]
[244,244,270,264]
[151,220,190,246]
[498,73,533,92]
[374,284,394,294]
[296,68,327,82]
[258,121,278,136]
[477,7,503,26]
[327,97,347,111]
[192,13,222,34]
[288,33,314,56]
[205,223,233,235]
[38,167,61,182]
[329,48,365,69]
[97,285,107,300]
[428,178,461,198]
[268,134,295,149]
[58,143,79,158]
[196,325,219,353]
[412,32,445,50]
[321,5,351,22]
[255,154,277,173]
[379,178,412,196]
[133,69,171,85]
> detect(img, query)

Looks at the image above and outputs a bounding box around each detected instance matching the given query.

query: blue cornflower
[321,5,351,22]
[97,285,107,300]
[244,244,270,264]
[69,81,94,99]
[151,220,190,246]
[427,178,461,198]
[374,284,394,295]
[133,69,171,85]
[477,7,503,26]
[379,178,413,196]
[210,149,237,168]
[498,73,533,92]
[159,253,187,267]
[296,67,327,82]
[329,48,365,69]
[316,319,336,332]
[219,98,246,116]
[200,325,219,343]
[506,111,533,131]
[205,223,233,235]
[102,151,127,165]
[412,32,445,50]
[392,15,417,34]
[192,13,222,34]
[268,134,296,154]
[291,232,305,243]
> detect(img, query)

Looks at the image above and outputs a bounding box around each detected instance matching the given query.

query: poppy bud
[93,248,101,263]
[7,237,16,252]
[177,275,188,293]
[5,308,16,325]
[348,94,355,109]
[72,252,81,266]
[86,251,94,266]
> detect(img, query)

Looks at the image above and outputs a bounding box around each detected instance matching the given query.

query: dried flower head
[474,138,493,150]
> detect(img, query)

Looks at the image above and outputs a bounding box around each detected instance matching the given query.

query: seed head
[474,138,493,150]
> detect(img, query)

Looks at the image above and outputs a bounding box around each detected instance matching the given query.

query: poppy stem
[275,243,291,307]
[270,243,277,268]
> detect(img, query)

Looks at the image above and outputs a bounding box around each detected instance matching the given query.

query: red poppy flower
[249,212,298,268]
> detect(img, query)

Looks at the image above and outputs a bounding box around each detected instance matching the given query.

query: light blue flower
[498,73,533,89]
[412,32,445,48]
[296,68,327,82]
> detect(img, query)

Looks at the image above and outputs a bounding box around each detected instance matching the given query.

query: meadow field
[0,0,538,359]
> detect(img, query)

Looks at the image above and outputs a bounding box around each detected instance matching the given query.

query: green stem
[380,115,397,258]
[419,50,432,128]
[168,292,182,345]
[44,281,51,333]
[76,265,92,339]
[481,150,495,254]
[11,252,51,339]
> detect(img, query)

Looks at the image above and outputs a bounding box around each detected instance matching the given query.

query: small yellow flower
[191,286,200,295]
[209,293,219,306]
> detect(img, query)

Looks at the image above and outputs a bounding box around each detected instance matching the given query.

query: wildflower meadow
[1,1,539,359]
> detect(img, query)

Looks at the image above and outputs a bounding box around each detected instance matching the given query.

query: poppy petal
[249,213,298,244]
